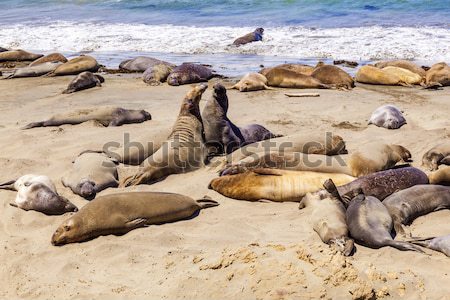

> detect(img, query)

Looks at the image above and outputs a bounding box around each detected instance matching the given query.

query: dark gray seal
[411,235,450,257]
[62,71,105,94]
[119,56,175,72]
[368,105,406,129]
[167,63,214,86]
[233,28,264,46]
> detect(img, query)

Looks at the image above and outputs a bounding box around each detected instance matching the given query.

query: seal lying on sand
[425,62,450,88]
[411,235,450,257]
[62,71,105,94]
[382,185,450,236]
[428,166,450,185]
[259,64,315,77]
[368,104,406,129]
[62,152,119,199]
[120,84,208,187]
[0,174,77,215]
[233,28,264,46]
[0,49,43,62]
[22,107,151,129]
[374,60,426,77]
[311,65,355,89]
[323,167,429,206]
[381,66,423,85]
[344,193,423,252]
[299,189,354,256]
[29,53,67,67]
[51,192,219,246]
[143,64,174,85]
[231,73,273,92]
[265,68,331,89]
[4,61,62,79]
[209,168,355,202]
[119,56,174,72]
[422,142,450,171]
[355,65,410,86]
[46,55,99,76]
[167,63,215,86]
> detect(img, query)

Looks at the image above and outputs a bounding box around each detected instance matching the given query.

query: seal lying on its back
[425,62,450,88]
[62,71,105,94]
[233,28,264,46]
[368,104,406,129]
[411,235,450,257]
[51,192,219,246]
[374,60,426,78]
[344,194,423,252]
[428,166,450,185]
[0,49,43,62]
[231,73,273,92]
[119,56,175,72]
[299,189,354,256]
[382,185,450,236]
[310,65,355,89]
[422,141,450,171]
[22,107,151,129]
[167,63,214,86]
[29,53,67,67]
[0,174,77,215]
[209,168,355,202]
[4,61,62,79]
[47,55,99,76]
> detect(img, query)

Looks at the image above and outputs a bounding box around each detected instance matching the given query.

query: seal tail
[21,121,45,130]
[0,179,17,190]
[62,88,74,94]
[196,196,219,209]
[386,240,425,253]
[2,74,14,79]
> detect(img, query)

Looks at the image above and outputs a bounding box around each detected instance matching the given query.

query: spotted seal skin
[119,56,175,72]
[422,141,450,171]
[4,61,62,79]
[411,235,450,257]
[62,71,105,94]
[368,104,407,129]
[382,185,450,236]
[233,28,264,46]
[167,63,214,86]
[0,49,43,62]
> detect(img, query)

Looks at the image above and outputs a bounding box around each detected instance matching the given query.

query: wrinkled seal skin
[425,62,450,87]
[411,235,450,257]
[260,64,315,77]
[299,189,354,256]
[22,107,151,129]
[47,55,99,76]
[428,166,450,185]
[120,84,208,187]
[62,71,105,94]
[368,104,406,129]
[422,142,450,171]
[143,63,174,85]
[209,168,355,202]
[231,73,273,92]
[374,60,426,78]
[119,56,175,72]
[167,63,214,86]
[265,68,331,89]
[233,28,264,46]
[4,61,62,79]
[344,194,423,252]
[51,192,219,246]
[382,185,450,236]
[62,152,119,200]
[355,65,409,86]
[311,65,355,89]
[0,49,43,62]
[323,167,429,206]
[0,174,78,215]
[29,53,67,67]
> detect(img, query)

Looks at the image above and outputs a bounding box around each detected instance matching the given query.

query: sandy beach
[0,75,449,299]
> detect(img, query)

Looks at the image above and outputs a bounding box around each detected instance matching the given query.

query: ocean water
[1,0,449,75]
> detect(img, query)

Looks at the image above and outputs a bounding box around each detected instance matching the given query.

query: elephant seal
[119,56,174,72]
[428,166,450,185]
[265,68,331,89]
[239,124,280,144]
[355,65,410,86]
[62,152,119,199]
[374,60,426,77]
[143,63,174,85]
[120,84,208,187]
[259,64,315,77]
[29,53,67,67]
[299,189,354,256]
[323,167,429,206]
[62,71,105,94]
[231,73,273,92]
[382,185,450,236]
[381,66,423,85]
[22,107,151,129]
[0,49,43,62]
[4,61,62,79]
[368,104,406,129]
[233,28,264,46]
[344,194,423,252]
[209,168,355,202]
[411,235,450,257]
[0,174,77,215]
[0,47,8,52]
[311,65,355,89]
[422,142,450,171]
[46,55,99,76]
[167,63,214,86]
[425,62,450,88]
[51,192,219,245]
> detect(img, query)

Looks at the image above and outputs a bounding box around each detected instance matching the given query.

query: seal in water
[411,235,450,257]
[167,63,215,86]
[422,141,450,171]
[62,71,105,94]
[233,28,264,46]
[368,104,406,129]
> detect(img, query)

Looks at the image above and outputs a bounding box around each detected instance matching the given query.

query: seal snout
[80,181,96,199]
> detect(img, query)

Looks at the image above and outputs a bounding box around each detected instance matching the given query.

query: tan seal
[381,66,423,85]
[230,73,273,92]
[4,61,62,79]
[374,60,426,77]
[259,63,315,77]
[422,141,450,171]
[265,68,330,89]
[311,64,355,89]
[46,55,99,76]
[0,49,43,62]
[143,63,174,85]
[29,53,68,67]
[355,65,410,86]
[62,71,105,94]
[428,165,450,185]
[425,62,450,88]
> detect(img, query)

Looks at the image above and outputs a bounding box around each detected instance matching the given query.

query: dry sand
[0,74,449,299]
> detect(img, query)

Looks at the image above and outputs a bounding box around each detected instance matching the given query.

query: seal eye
[64,225,71,231]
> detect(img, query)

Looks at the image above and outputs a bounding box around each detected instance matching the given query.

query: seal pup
[209,168,355,202]
[143,63,174,85]
[4,61,62,79]
[323,167,429,206]
[265,68,331,89]
[233,28,264,46]
[62,71,105,94]
[310,65,355,89]
[0,49,43,62]
[299,190,354,256]
[119,56,174,72]
[259,64,315,77]
[374,60,426,77]
[382,185,450,236]
[344,194,423,252]
[29,53,67,67]
[425,62,450,88]
[428,166,450,185]
[22,107,151,129]
[46,55,99,76]
[355,65,410,86]
[230,73,273,92]
[167,63,215,86]
[120,84,208,187]
[411,235,450,257]
[381,66,423,85]
[51,192,219,246]
[422,142,450,171]
[0,174,78,215]
[62,152,119,199]
[368,104,406,129]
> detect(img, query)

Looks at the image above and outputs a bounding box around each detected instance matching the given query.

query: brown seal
[46,55,99,76]
[310,64,355,89]
[374,60,426,77]
[0,49,43,62]
[422,141,450,171]
[119,56,174,72]
[231,73,273,92]
[425,62,450,88]
[120,84,208,187]
[51,192,219,246]
[167,63,215,86]
[62,71,105,94]
[143,63,174,85]
[29,53,68,67]
[355,65,410,86]
[233,28,264,46]
[259,64,315,77]
[428,166,450,185]
[22,107,151,129]
[265,68,331,89]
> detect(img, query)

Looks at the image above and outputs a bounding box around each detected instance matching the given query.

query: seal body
[143,63,174,85]
[0,49,43,62]
[382,185,450,235]
[51,192,219,245]
[425,62,450,87]
[422,141,450,171]
[233,28,264,46]
[381,66,423,85]
[231,73,272,92]
[62,71,105,94]
[374,60,426,77]
[167,63,214,86]
[368,104,406,129]
[411,235,450,257]
[311,65,355,89]
[29,53,67,67]
[49,55,99,76]
[62,152,119,199]
[22,107,151,129]
[209,168,355,202]
[355,65,408,86]
[265,68,330,89]
[5,61,62,79]
[119,56,174,72]
[428,166,450,185]
[260,64,315,77]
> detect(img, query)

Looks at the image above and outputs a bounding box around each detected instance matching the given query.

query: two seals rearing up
[51,192,219,245]
[62,71,105,94]
[422,142,450,171]
[120,84,209,187]
[233,28,264,46]
[368,105,407,129]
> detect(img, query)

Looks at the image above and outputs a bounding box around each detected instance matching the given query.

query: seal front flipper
[0,179,17,190]
[195,197,219,209]
[21,121,45,130]
[386,240,425,253]
[125,218,148,229]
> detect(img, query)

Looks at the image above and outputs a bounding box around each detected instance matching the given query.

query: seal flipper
[0,179,17,190]
[386,240,425,253]
[323,179,343,204]
[252,168,283,176]
[22,121,45,130]
[196,196,219,209]
[125,218,148,229]
[441,155,450,165]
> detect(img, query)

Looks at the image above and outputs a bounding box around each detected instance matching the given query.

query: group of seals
[368,105,406,129]
[63,71,105,94]
[233,28,264,46]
